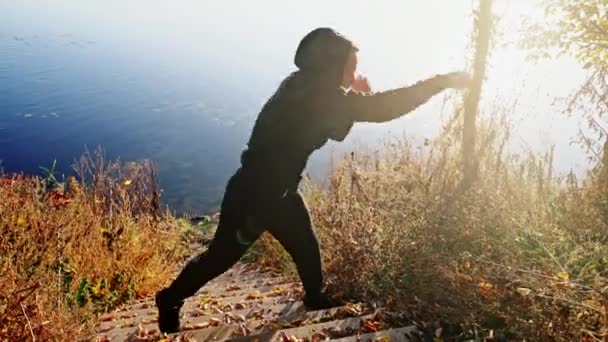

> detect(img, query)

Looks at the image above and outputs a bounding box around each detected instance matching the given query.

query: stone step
[202,280,300,299]
[329,326,422,342]
[97,299,304,335]
[119,274,289,309]
[232,314,377,342]
[93,259,420,342]
[175,305,373,342]
[99,281,302,325]
[97,303,371,341]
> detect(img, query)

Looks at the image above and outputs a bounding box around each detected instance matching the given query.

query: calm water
[0,37,274,212]
[0,10,272,212]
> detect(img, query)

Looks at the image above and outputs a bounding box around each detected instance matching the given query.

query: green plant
[39,159,60,190]
[69,273,136,310]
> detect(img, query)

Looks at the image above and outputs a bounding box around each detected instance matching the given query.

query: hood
[294,28,357,76]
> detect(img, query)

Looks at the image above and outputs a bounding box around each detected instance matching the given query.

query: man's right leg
[156,173,257,333]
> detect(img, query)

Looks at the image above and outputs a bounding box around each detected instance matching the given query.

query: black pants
[165,169,323,303]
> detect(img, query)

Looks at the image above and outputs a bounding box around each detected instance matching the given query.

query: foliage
[522,0,608,70]
[39,159,61,191]
[522,0,608,163]
[0,149,186,341]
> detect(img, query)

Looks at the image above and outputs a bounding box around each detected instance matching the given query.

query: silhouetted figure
[156,27,470,333]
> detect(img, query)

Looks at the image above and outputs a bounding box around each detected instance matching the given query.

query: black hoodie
[240,28,450,197]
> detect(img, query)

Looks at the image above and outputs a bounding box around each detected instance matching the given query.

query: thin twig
[534,294,603,314]
[581,328,605,342]
[0,284,40,322]
[533,237,568,275]
[21,303,36,342]
[476,258,605,297]
[12,284,39,296]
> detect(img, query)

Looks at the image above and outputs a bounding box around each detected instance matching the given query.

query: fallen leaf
[337,305,360,318]
[362,320,379,333]
[478,281,493,290]
[478,281,495,298]
[191,308,207,317]
[134,323,147,338]
[227,284,241,291]
[375,336,391,342]
[191,321,210,329]
[269,286,286,297]
[311,332,328,342]
[209,317,223,326]
[287,317,305,327]
[16,216,26,226]
[98,315,115,322]
[245,291,264,300]
[231,323,252,337]
[516,287,532,297]
[279,332,302,342]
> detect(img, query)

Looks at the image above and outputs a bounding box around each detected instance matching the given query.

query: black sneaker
[155,288,182,334]
[303,292,338,310]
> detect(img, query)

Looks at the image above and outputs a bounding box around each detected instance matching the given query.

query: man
[156,27,470,333]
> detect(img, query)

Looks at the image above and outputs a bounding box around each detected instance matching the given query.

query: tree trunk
[462,0,493,186]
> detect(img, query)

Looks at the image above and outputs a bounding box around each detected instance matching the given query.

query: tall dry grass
[255,106,608,340]
[0,148,185,341]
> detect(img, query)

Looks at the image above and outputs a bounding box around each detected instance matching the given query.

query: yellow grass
[0,149,186,341]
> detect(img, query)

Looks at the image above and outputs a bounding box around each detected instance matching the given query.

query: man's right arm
[334,72,470,124]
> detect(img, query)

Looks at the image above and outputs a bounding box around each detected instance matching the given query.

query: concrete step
[96,299,304,336]
[329,326,422,342]
[93,259,418,342]
[98,281,302,326]
[232,314,377,342]
[173,305,373,342]
[96,303,373,341]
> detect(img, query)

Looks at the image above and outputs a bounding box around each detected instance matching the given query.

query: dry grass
[0,148,186,341]
[255,108,608,340]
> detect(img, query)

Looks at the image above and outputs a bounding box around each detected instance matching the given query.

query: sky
[1,0,591,176]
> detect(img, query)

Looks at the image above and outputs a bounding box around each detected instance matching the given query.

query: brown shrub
[256,110,608,340]
[0,148,185,341]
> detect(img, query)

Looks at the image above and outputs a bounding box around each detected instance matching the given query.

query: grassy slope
[256,114,608,340]
[3,113,608,340]
[0,151,187,341]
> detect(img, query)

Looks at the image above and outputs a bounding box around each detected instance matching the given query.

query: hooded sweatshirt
[240,28,450,198]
